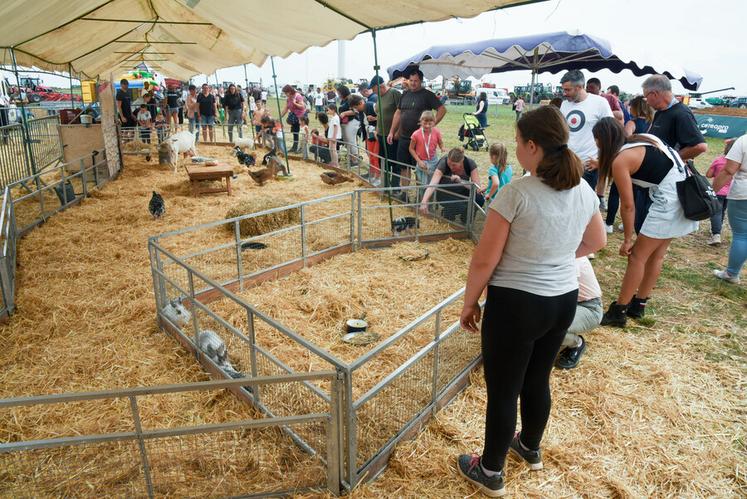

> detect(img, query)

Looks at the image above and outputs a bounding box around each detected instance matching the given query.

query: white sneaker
[713,269,740,284]
[707,234,721,246]
[605,225,614,234]
[618,223,624,231]
[588,253,596,260]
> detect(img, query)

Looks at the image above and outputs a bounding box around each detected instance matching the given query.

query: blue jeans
[726,199,747,277]
[188,112,200,142]
[709,195,728,235]
[582,169,598,190]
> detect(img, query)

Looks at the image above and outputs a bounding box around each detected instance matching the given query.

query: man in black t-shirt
[196,83,218,142]
[643,75,707,160]
[165,84,181,132]
[388,67,446,195]
[116,79,136,140]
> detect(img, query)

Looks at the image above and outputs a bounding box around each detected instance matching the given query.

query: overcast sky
[16,0,746,97]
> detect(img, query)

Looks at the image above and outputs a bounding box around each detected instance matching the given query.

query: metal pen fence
[149,180,483,491]
[0,148,116,320]
[0,372,342,498]
[0,115,62,188]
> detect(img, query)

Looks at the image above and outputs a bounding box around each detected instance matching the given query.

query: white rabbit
[161,298,191,328]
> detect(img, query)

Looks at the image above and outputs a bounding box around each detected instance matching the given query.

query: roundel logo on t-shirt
[566,110,586,132]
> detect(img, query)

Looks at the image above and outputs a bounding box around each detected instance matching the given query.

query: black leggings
[481,285,577,471]
[290,121,300,151]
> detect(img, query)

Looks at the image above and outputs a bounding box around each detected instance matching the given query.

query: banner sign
[695,114,747,139]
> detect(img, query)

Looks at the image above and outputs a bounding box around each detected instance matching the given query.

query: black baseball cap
[369,75,385,87]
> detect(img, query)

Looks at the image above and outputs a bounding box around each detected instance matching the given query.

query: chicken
[320,171,353,185]
[233,146,256,167]
[148,191,165,219]
[261,148,276,166]
[247,162,281,186]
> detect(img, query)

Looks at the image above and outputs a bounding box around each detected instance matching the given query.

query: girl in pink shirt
[409,110,444,185]
[705,140,735,245]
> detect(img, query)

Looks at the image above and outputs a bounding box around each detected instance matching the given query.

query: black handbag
[673,149,721,221]
[286,112,299,126]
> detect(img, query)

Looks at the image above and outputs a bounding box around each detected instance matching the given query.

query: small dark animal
[248,162,281,186]
[241,241,267,250]
[320,171,353,185]
[148,191,165,219]
[261,148,276,166]
[233,146,256,167]
[391,216,419,236]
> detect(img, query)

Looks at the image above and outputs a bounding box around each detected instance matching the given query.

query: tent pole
[371,29,394,223]
[68,63,75,109]
[529,69,536,106]
[270,56,291,176]
[9,47,38,178]
[243,63,255,143]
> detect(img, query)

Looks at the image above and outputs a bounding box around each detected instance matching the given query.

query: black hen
[261,148,276,166]
[233,146,256,167]
[148,191,165,219]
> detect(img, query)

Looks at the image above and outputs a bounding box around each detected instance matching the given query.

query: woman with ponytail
[456,105,606,497]
[593,117,697,328]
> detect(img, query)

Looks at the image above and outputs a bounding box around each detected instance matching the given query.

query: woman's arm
[575,211,607,258]
[475,101,484,114]
[469,167,482,192]
[419,169,444,212]
[612,151,639,255]
[624,120,635,137]
[460,210,511,332]
[713,159,740,192]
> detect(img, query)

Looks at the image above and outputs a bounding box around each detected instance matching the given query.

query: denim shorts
[200,115,215,126]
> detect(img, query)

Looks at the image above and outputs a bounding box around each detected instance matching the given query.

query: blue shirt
[486,164,513,201]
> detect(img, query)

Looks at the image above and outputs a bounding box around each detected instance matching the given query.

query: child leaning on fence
[482,142,513,204]
[136,104,152,144]
[409,110,444,186]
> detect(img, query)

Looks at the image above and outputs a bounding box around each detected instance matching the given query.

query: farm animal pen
[149,184,486,491]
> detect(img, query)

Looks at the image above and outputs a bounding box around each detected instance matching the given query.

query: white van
[476,87,510,105]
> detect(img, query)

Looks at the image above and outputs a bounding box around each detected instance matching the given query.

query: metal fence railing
[0,372,342,498]
[0,115,62,188]
[0,149,116,320]
[148,176,483,490]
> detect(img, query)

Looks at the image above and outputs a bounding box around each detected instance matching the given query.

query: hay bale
[226,198,300,237]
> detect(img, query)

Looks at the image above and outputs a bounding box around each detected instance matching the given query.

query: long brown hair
[593,117,659,182]
[516,106,583,190]
[629,95,653,122]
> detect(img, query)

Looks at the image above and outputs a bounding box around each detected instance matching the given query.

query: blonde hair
[489,143,508,173]
[419,110,435,123]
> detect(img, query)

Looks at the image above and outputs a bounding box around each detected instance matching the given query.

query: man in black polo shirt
[643,75,707,160]
[196,83,218,142]
[116,79,136,140]
[388,67,446,197]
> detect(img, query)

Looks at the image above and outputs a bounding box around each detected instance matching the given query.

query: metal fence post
[246,307,260,404]
[431,310,442,411]
[327,369,344,495]
[234,220,243,291]
[300,204,307,266]
[59,165,68,207]
[349,193,355,249]
[466,184,476,237]
[344,368,357,488]
[153,246,167,309]
[129,396,156,499]
[187,269,200,353]
[356,191,362,249]
[79,158,88,198]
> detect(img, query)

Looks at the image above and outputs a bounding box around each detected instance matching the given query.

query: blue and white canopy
[387,30,702,91]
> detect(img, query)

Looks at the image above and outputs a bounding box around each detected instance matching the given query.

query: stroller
[458,113,488,151]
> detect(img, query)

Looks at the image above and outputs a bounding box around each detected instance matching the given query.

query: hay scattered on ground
[226,198,301,237]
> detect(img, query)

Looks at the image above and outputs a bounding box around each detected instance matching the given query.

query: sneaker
[599,198,607,212]
[605,224,614,234]
[707,234,721,246]
[456,454,505,497]
[627,296,647,319]
[509,433,543,470]
[601,301,627,328]
[618,223,624,231]
[713,269,740,284]
[555,336,586,369]
[587,253,596,260]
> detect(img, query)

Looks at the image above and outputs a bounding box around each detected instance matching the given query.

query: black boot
[627,296,648,319]
[601,301,628,328]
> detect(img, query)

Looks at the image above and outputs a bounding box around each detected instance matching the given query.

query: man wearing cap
[388,68,446,196]
[370,75,401,188]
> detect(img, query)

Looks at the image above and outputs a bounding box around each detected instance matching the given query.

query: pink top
[708,156,732,196]
[410,127,442,161]
[287,93,306,118]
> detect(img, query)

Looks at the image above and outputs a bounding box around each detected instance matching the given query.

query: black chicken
[148,191,165,219]
[261,148,276,166]
[233,146,256,167]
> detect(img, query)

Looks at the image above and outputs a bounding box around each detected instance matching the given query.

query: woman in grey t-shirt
[456,106,606,497]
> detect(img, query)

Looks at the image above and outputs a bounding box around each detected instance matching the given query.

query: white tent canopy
[0,0,541,80]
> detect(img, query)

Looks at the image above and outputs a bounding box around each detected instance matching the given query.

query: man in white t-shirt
[314,87,325,113]
[560,70,613,197]
[260,90,268,104]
